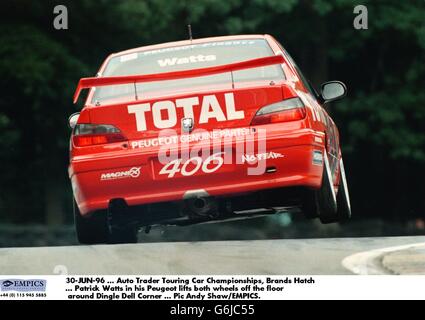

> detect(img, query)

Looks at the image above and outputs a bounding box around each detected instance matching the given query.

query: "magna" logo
[100,167,141,181]
[128,93,244,132]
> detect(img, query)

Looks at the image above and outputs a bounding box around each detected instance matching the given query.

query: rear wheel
[302,151,338,223]
[74,200,138,244]
[335,158,351,221]
[302,153,352,223]
[74,201,109,244]
[316,151,339,223]
[107,199,138,244]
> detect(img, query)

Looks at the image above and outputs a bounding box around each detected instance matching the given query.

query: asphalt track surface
[0,236,424,275]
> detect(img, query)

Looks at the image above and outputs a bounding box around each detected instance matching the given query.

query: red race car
[69,34,351,244]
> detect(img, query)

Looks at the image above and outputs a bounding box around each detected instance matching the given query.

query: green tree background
[0,0,424,225]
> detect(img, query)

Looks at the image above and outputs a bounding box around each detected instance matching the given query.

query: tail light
[72,124,127,147]
[251,97,306,125]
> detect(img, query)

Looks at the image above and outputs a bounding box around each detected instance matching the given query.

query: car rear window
[92,39,284,104]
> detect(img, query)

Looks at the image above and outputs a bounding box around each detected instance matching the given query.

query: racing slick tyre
[335,158,351,222]
[316,151,339,224]
[302,151,338,223]
[106,199,138,244]
[74,200,138,244]
[106,227,138,244]
[74,201,109,244]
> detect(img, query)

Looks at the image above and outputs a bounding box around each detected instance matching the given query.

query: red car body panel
[69,34,342,217]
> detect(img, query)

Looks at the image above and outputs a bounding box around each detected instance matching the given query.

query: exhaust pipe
[185,197,219,218]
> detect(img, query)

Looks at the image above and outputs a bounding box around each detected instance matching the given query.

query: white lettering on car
[176,97,198,119]
[128,103,150,132]
[241,152,284,164]
[100,167,141,181]
[151,100,177,129]
[159,152,225,178]
[224,92,245,120]
[130,128,252,149]
[157,54,216,67]
[127,93,244,132]
[199,94,226,123]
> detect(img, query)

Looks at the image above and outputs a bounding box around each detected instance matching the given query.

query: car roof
[110,34,271,58]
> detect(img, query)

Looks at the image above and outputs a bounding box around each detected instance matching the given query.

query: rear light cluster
[73,124,127,147]
[251,97,306,125]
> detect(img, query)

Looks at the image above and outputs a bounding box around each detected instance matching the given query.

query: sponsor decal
[153,128,269,176]
[120,53,138,62]
[241,152,284,164]
[100,167,141,181]
[157,54,216,67]
[1,279,46,292]
[127,93,244,132]
[313,150,323,165]
[139,41,256,56]
[158,151,284,178]
[130,128,252,149]
[159,152,284,178]
[159,152,225,178]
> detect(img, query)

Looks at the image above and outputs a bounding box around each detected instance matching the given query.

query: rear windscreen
[92,39,284,104]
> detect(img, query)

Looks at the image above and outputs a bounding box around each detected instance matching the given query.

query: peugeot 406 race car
[69,34,351,244]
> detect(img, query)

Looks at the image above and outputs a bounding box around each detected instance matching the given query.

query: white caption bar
[1,275,424,300]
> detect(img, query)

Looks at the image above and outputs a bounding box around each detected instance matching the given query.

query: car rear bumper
[70,128,325,215]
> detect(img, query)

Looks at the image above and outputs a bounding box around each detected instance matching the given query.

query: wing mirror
[321,81,347,104]
[68,112,80,129]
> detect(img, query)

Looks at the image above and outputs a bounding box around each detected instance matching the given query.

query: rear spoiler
[73,55,285,103]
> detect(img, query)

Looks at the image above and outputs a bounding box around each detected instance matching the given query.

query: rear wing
[73,55,285,103]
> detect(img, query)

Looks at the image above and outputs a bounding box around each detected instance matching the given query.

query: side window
[294,64,319,98]
[279,46,320,99]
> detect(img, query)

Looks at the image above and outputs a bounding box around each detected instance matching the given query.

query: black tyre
[74,201,109,244]
[302,151,338,223]
[107,227,138,244]
[74,200,138,244]
[335,158,351,221]
[107,199,138,244]
[316,151,339,223]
